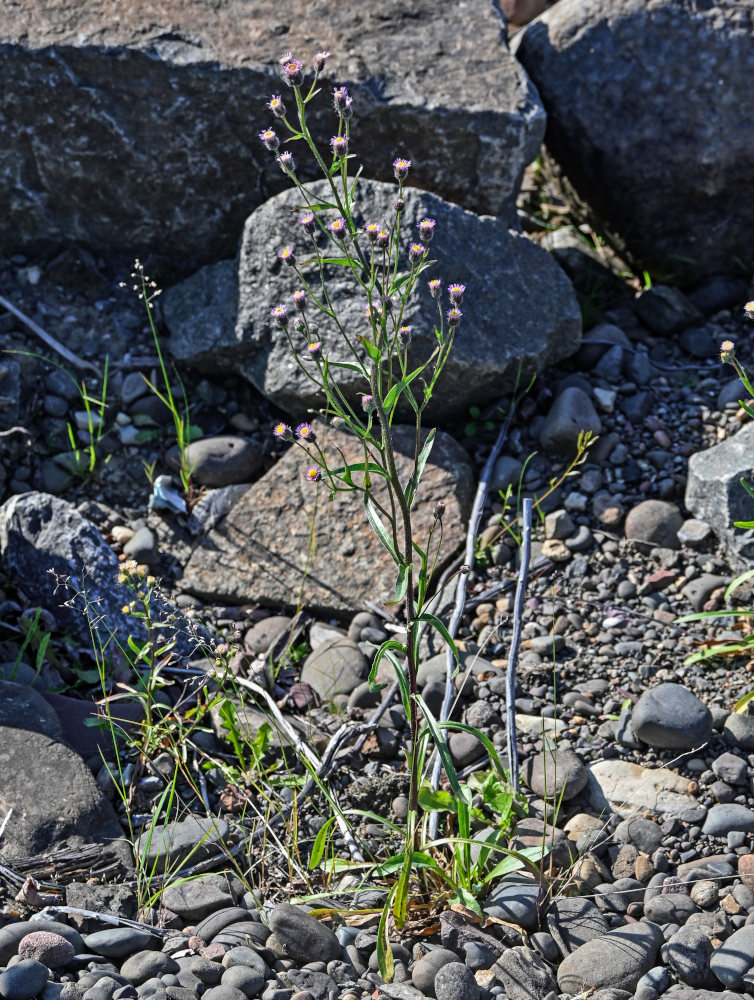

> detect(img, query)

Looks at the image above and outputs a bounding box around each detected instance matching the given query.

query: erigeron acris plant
[259,51,535,972]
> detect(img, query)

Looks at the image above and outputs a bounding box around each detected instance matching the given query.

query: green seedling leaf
[481,845,548,883]
[357,335,381,361]
[309,815,337,869]
[415,613,459,668]
[417,787,457,813]
[368,639,407,690]
[364,495,400,564]
[415,694,465,801]
[377,886,396,983]
[727,569,754,598]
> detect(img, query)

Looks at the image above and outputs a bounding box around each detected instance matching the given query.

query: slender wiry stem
[506,497,533,792]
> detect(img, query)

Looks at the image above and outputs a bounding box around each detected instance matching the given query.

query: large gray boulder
[215,178,580,419]
[0,492,211,659]
[0,727,132,869]
[686,422,754,570]
[180,422,473,615]
[513,0,754,284]
[0,0,544,270]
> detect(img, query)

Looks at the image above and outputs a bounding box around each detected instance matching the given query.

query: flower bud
[276,151,296,174]
[314,50,330,72]
[427,279,442,299]
[259,128,279,151]
[433,500,446,520]
[393,157,411,180]
[267,94,286,117]
[283,59,303,87]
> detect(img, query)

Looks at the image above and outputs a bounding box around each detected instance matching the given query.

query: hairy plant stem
[371,364,420,846]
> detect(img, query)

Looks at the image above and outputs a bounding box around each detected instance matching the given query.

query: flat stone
[587,759,699,820]
[160,874,239,921]
[556,921,663,994]
[483,881,542,931]
[83,929,159,960]
[180,424,473,615]
[135,816,229,874]
[119,952,180,985]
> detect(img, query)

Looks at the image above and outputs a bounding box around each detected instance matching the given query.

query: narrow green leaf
[357,335,381,361]
[727,569,754,598]
[394,563,410,604]
[404,429,436,509]
[383,365,425,414]
[325,360,368,375]
[330,461,388,480]
[309,816,336,869]
[416,613,460,667]
[734,688,754,714]
[364,494,400,564]
[393,850,412,928]
[368,639,407,691]
[481,845,549,883]
[415,693,465,801]
[376,890,395,983]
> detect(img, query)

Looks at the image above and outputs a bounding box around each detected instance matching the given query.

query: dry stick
[427,397,519,839]
[506,497,533,793]
[0,293,101,376]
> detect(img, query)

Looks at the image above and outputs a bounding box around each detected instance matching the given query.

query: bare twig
[0,426,32,440]
[506,498,533,792]
[0,294,101,376]
[40,905,171,937]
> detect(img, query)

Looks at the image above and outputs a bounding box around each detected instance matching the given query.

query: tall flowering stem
[262,50,462,865]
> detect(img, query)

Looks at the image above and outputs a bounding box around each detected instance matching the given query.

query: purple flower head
[296,422,316,441]
[427,278,442,299]
[276,151,296,174]
[278,246,296,266]
[333,86,349,110]
[259,128,279,151]
[299,212,315,234]
[408,242,425,263]
[271,304,288,327]
[393,157,411,180]
[361,394,375,413]
[340,96,354,120]
[307,341,322,360]
[446,306,462,326]
[283,59,303,87]
[398,325,413,346]
[292,289,307,311]
[720,339,736,362]
[328,216,347,237]
[376,229,390,249]
[448,282,466,305]
[745,302,754,320]
[267,94,286,118]
[305,466,322,483]
[330,135,348,158]
[434,500,446,521]
[273,422,294,442]
[314,50,330,72]
[365,222,380,242]
[419,218,436,241]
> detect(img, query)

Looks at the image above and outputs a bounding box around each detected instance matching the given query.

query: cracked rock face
[513,0,754,283]
[0,0,544,271]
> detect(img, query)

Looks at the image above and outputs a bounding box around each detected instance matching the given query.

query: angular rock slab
[0,727,131,868]
[0,0,544,269]
[181,423,473,615]
[0,492,211,660]
[232,179,581,420]
[686,422,754,571]
[513,0,754,283]
[587,760,699,820]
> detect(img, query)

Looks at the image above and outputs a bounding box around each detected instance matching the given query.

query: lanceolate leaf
[394,563,410,603]
[364,494,400,564]
[383,365,425,414]
[404,428,436,509]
